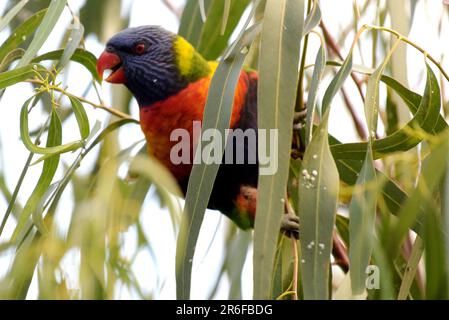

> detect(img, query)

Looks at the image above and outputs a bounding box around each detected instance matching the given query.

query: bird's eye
[134,43,146,55]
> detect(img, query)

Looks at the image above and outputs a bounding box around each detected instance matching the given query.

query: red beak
[96,51,126,84]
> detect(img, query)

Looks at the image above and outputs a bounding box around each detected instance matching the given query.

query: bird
[96,25,300,236]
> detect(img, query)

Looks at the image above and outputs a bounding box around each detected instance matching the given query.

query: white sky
[0,0,448,300]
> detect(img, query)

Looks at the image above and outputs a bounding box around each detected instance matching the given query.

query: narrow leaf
[303,1,321,36]
[0,64,38,89]
[0,0,29,32]
[305,44,325,146]
[20,98,84,155]
[299,49,353,301]
[349,43,396,294]
[12,110,62,242]
[68,95,90,140]
[298,112,339,300]
[176,25,259,299]
[18,0,67,67]
[0,48,25,72]
[33,49,100,82]
[348,146,377,294]
[57,16,85,70]
[221,0,231,35]
[197,0,252,60]
[0,9,47,63]
[253,0,304,300]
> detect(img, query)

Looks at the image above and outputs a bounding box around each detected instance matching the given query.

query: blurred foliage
[0,0,449,300]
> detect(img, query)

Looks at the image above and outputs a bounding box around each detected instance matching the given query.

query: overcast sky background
[0,0,448,299]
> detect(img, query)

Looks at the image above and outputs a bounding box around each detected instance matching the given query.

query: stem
[332,231,349,272]
[27,80,138,122]
[0,114,52,237]
[276,290,296,300]
[295,0,313,111]
[291,238,299,300]
[364,24,449,83]
[285,191,299,300]
[320,20,366,103]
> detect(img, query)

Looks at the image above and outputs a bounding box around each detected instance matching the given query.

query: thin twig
[340,85,367,140]
[295,0,314,111]
[285,192,299,300]
[291,238,299,300]
[161,0,182,19]
[320,20,367,103]
[365,24,449,83]
[27,80,138,122]
[332,231,349,272]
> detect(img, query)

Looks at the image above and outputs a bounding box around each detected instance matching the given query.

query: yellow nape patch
[174,36,194,77]
[208,61,219,73]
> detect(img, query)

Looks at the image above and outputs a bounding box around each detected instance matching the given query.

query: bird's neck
[173,36,212,83]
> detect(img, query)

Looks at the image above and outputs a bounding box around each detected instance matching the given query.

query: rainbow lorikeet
[96,26,300,236]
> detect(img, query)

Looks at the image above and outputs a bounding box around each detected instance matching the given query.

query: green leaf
[11,110,62,242]
[223,1,262,60]
[331,64,442,160]
[348,146,377,295]
[443,149,449,299]
[349,46,394,294]
[327,60,447,133]
[305,44,325,146]
[253,0,304,300]
[179,0,252,60]
[0,0,29,33]
[0,64,39,89]
[179,0,212,47]
[176,25,259,300]
[397,236,423,300]
[0,9,47,63]
[57,16,85,70]
[298,112,339,300]
[303,1,321,36]
[221,0,232,35]
[425,168,449,299]
[68,95,90,140]
[20,97,84,155]
[299,48,353,301]
[331,141,414,234]
[381,75,447,134]
[199,0,252,60]
[33,49,100,82]
[271,236,294,299]
[0,48,25,72]
[389,138,449,260]
[322,53,353,114]
[18,0,67,67]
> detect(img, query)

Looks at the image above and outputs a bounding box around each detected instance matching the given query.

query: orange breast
[139,71,250,182]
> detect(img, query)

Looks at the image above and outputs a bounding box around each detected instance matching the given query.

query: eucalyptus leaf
[254,0,304,300]
[12,110,62,242]
[176,25,259,300]
[18,0,67,67]
[0,9,47,63]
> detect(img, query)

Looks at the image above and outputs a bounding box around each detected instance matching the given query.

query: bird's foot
[293,109,307,130]
[281,213,300,239]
